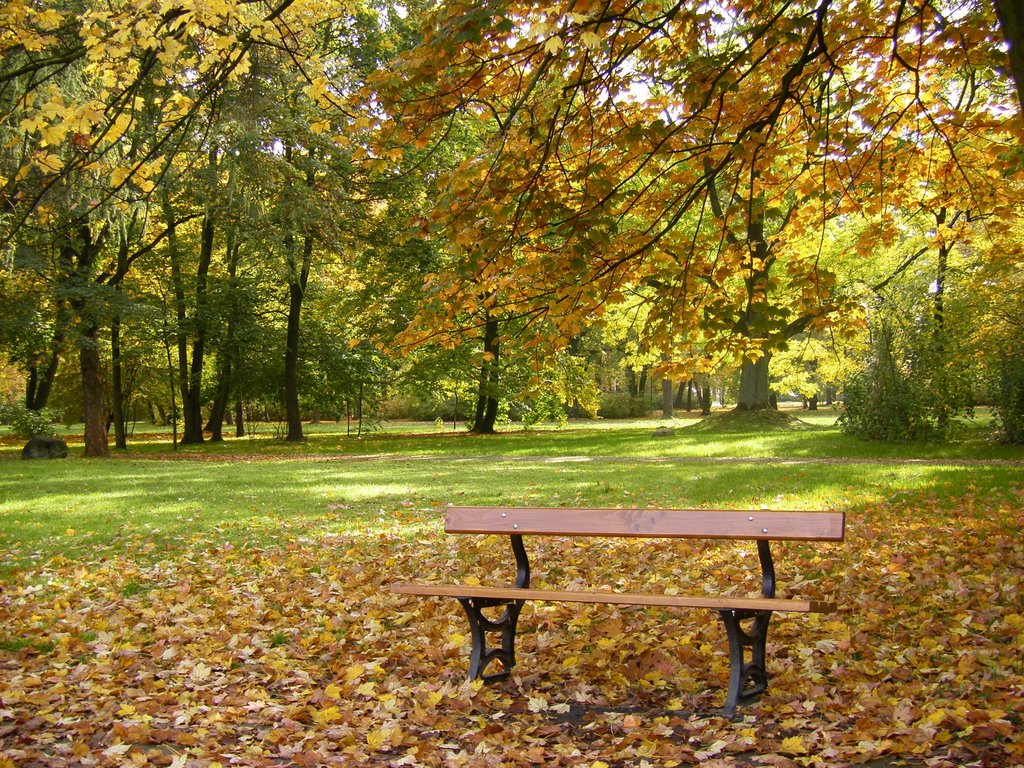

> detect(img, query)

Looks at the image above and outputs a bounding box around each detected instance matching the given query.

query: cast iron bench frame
[392,504,845,712]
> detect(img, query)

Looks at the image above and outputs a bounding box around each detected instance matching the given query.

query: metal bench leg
[719,609,772,713]
[457,597,524,681]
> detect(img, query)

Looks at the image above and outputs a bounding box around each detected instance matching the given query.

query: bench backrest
[445,505,845,542]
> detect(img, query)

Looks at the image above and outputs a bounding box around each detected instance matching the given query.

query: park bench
[391,505,845,712]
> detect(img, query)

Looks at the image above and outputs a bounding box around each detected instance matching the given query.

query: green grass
[1,411,1021,577]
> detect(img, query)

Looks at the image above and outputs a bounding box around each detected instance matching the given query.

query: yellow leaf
[780,735,808,754]
[39,123,67,147]
[356,681,376,697]
[921,709,947,727]
[111,167,131,188]
[189,661,212,682]
[18,115,44,134]
[344,664,364,681]
[366,728,389,751]
[35,153,63,172]
[324,683,342,699]
[424,690,443,706]
[544,35,563,54]
[313,705,342,724]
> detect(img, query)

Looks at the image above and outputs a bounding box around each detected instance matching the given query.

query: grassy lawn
[1,413,1022,766]
[1,410,1021,572]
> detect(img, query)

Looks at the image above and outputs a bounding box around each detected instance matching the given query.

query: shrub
[831,323,966,444]
[5,406,60,440]
[991,348,1024,444]
[517,390,569,427]
[597,392,649,419]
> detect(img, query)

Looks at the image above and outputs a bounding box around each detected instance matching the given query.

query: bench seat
[391,583,835,613]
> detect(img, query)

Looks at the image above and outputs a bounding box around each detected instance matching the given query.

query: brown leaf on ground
[1,495,1023,766]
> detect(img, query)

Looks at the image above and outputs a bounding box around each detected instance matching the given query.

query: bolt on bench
[391,505,845,712]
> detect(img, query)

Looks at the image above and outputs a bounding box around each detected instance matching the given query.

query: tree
[1,0,311,453]
[382,0,1018,397]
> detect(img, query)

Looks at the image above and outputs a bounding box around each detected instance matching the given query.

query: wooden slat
[390,583,835,613]
[444,506,845,541]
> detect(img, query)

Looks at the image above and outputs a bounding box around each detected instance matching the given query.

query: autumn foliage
[383,0,1021,376]
[2,492,1022,766]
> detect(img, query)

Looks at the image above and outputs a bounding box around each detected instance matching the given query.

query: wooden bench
[391,505,845,712]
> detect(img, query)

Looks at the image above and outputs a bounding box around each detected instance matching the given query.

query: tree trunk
[111,314,127,449]
[934,247,950,432]
[933,208,952,433]
[284,233,313,443]
[994,0,1024,116]
[205,236,241,442]
[284,276,305,441]
[207,365,230,442]
[472,313,500,434]
[173,214,214,444]
[26,317,67,410]
[235,401,245,437]
[164,156,217,445]
[80,325,109,457]
[699,382,712,416]
[167,208,192,443]
[736,353,773,411]
[673,381,686,409]
[58,221,110,456]
[282,148,316,443]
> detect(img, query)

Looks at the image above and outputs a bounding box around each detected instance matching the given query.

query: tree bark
[662,378,674,418]
[59,222,110,456]
[26,314,67,410]
[736,353,774,411]
[698,381,712,416]
[472,313,500,434]
[994,0,1024,116]
[282,147,316,444]
[205,235,241,442]
[80,325,109,457]
[109,227,132,450]
[284,233,313,442]
[110,314,127,449]
[166,203,215,444]
[933,208,951,433]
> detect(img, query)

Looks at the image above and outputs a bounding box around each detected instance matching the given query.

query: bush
[991,348,1024,443]
[597,392,650,419]
[516,390,569,427]
[838,322,954,442]
[3,406,60,439]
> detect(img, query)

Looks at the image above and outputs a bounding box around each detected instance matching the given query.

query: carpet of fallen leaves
[2,494,1023,768]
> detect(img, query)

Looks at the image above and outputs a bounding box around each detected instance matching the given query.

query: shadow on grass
[1,450,1021,573]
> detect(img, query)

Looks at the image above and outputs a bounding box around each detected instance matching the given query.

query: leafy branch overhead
[381,0,1021,364]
